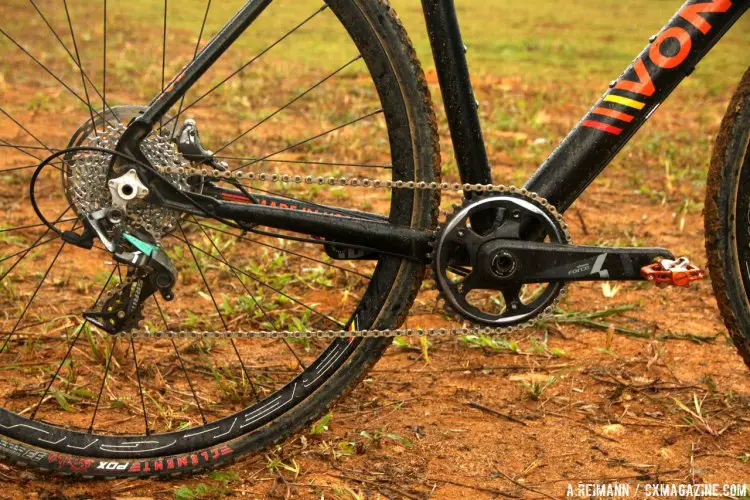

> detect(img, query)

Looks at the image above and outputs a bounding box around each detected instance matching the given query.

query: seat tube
[421,0,492,187]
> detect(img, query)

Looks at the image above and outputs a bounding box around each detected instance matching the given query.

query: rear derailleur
[65,208,178,334]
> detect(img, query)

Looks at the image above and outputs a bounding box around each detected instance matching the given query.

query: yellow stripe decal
[604,94,645,110]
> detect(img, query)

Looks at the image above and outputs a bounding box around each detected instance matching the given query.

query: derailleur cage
[76,216,178,333]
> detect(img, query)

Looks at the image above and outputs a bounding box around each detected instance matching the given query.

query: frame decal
[584,0,736,136]
[527,0,748,211]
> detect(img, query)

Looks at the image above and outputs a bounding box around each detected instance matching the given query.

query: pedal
[640,257,705,286]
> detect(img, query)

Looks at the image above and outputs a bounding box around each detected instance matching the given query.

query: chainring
[432,191,570,327]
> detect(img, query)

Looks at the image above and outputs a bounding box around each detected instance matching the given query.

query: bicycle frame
[424,0,749,212]
[119,0,749,261]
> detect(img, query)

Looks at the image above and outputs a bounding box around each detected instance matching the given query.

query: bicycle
[0,0,747,478]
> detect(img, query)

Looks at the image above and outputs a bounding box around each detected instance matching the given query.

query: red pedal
[640,257,705,286]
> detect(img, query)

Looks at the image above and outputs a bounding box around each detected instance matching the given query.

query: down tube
[525,0,749,213]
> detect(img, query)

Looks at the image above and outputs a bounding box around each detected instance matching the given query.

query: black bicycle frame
[120,0,749,261]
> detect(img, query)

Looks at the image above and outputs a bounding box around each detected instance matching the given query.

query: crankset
[432,193,677,327]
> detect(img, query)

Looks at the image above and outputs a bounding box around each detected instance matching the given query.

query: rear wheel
[705,67,750,369]
[0,0,439,476]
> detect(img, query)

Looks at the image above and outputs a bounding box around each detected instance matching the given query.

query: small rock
[601,424,626,437]
[663,435,678,446]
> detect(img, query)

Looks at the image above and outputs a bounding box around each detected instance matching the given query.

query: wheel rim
[0,0,427,457]
[730,123,750,305]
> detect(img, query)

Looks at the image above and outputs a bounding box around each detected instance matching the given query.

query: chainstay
[113,162,571,340]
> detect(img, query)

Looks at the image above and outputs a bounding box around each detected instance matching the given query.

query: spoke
[0,164,43,174]
[0,209,72,272]
[0,161,64,175]
[0,234,59,268]
[88,336,117,433]
[102,0,107,118]
[177,222,263,398]
[0,218,75,234]
[0,232,72,353]
[27,0,118,124]
[192,219,371,279]
[0,221,74,291]
[30,266,118,420]
[0,143,65,172]
[189,217,306,373]
[152,296,208,425]
[0,28,115,129]
[0,139,42,161]
[131,337,151,435]
[0,209,72,351]
[233,108,384,172]
[215,55,362,154]
[0,107,53,153]
[215,156,392,170]
[163,5,328,129]
[177,222,228,330]
[172,0,212,135]
[168,232,344,328]
[0,142,55,152]
[160,0,168,134]
[63,0,98,135]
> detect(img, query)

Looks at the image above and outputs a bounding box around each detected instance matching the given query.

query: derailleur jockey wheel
[433,192,570,326]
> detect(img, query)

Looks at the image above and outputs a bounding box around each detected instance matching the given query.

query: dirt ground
[0,1,749,498]
[1,242,749,500]
[1,85,749,497]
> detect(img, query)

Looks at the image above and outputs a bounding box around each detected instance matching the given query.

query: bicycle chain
[110,163,571,341]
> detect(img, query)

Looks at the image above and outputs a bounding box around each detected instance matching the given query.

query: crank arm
[476,239,673,285]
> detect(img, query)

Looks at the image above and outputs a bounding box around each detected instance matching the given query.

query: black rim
[0,0,424,459]
[731,126,750,304]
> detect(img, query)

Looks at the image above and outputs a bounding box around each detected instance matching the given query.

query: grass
[174,471,240,499]
[83,0,750,88]
[539,305,719,343]
[0,0,747,454]
[519,375,557,402]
